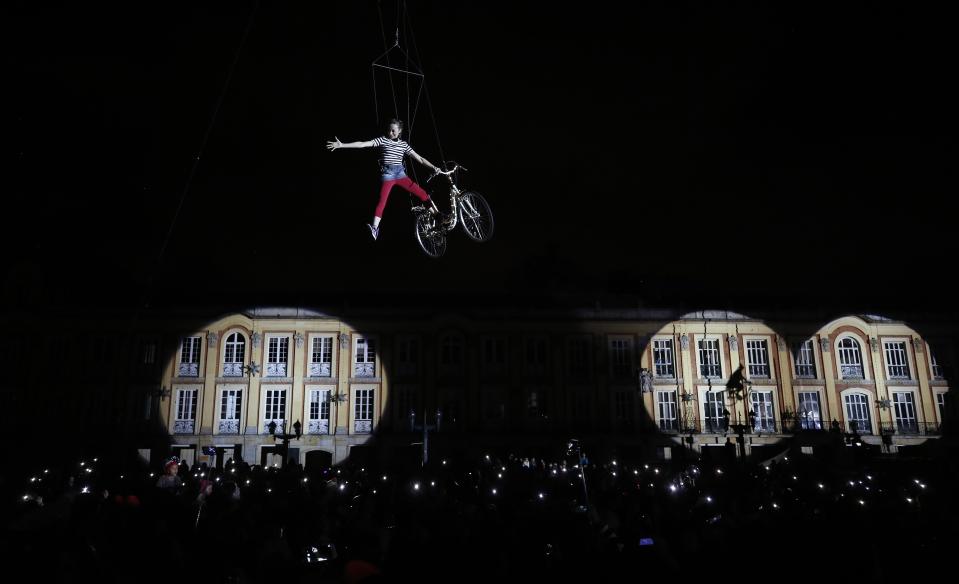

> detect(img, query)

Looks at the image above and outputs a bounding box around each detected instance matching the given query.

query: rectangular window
[746,339,770,378]
[567,337,591,380]
[354,337,376,377]
[439,336,464,366]
[219,389,242,434]
[657,390,678,431]
[844,394,871,434]
[527,390,547,418]
[525,336,548,376]
[395,386,417,427]
[893,392,918,434]
[794,340,816,378]
[179,337,202,377]
[266,337,290,377]
[698,339,722,379]
[797,391,822,430]
[482,336,507,376]
[308,389,331,434]
[141,341,157,365]
[936,393,947,429]
[750,390,775,432]
[704,390,727,432]
[396,337,419,376]
[263,389,287,431]
[653,339,674,378]
[884,341,910,380]
[174,389,197,434]
[609,337,633,379]
[354,388,374,433]
[310,336,333,377]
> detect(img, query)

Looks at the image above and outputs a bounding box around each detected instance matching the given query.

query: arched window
[223,332,246,377]
[837,337,864,379]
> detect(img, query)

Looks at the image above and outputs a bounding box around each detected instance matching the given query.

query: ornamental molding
[820,337,830,352]
[679,334,689,350]
[207,331,218,348]
[728,336,739,352]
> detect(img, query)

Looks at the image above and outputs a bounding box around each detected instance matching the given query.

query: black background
[7,0,957,317]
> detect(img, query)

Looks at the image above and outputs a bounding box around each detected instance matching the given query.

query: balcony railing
[840,365,864,379]
[265,362,288,377]
[223,363,244,377]
[218,419,240,434]
[354,363,375,377]
[178,362,199,377]
[263,419,286,434]
[309,362,332,377]
[396,362,418,377]
[879,421,940,436]
[173,420,195,434]
[354,419,372,433]
[308,419,330,434]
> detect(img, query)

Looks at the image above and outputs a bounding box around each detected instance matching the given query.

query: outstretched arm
[409,150,440,173]
[326,136,376,151]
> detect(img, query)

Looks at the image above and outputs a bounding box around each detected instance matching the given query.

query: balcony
[354,419,372,433]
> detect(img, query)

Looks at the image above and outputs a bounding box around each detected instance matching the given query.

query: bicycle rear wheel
[414,213,447,258]
[458,191,494,242]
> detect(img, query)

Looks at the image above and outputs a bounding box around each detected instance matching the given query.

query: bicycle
[411,162,494,258]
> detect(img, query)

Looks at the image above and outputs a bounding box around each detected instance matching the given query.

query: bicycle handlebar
[427,163,468,182]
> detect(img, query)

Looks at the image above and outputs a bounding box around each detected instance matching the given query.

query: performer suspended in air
[327,118,441,240]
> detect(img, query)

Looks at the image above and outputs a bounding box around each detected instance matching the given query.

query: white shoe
[367,224,379,240]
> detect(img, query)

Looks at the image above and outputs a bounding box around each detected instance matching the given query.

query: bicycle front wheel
[458,191,494,242]
[414,214,447,258]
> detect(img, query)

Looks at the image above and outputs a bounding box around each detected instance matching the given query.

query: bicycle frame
[424,166,466,233]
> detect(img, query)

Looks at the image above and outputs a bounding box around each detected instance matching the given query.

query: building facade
[157,308,952,466]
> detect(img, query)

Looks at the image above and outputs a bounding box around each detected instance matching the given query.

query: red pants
[376,177,429,218]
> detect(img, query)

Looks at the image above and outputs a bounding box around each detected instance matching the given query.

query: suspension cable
[139,0,259,313]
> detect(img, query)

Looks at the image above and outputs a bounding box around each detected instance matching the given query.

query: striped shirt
[371,136,415,167]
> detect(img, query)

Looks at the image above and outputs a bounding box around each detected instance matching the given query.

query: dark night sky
[7,1,958,315]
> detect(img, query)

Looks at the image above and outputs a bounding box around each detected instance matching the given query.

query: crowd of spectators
[4,439,956,583]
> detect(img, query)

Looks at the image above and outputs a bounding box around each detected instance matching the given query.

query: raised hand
[326,136,342,151]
